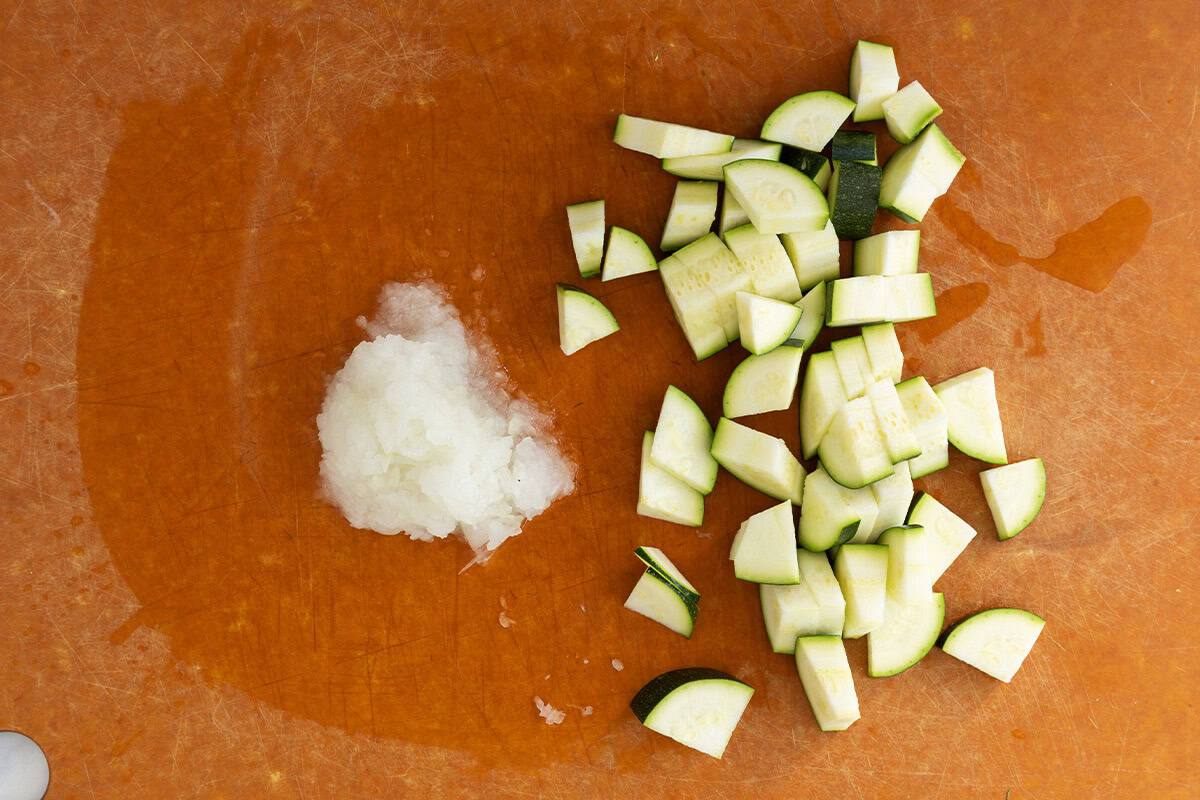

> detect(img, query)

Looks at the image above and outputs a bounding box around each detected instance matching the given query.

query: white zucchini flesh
[853,229,921,276]
[637,431,704,527]
[830,335,872,400]
[833,544,889,638]
[602,226,659,281]
[660,181,720,252]
[650,385,719,494]
[624,569,697,637]
[794,636,860,731]
[631,669,754,759]
[841,481,880,546]
[896,376,949,479]
[876,524,931,602]
[818,396,894,489]
[723,159,830,235]
[780,220,840,290]
[711,417,805,504]
[719,184,751,234]
[565,199,605,278]
[861,322,904,383]
[868,460,914,541]
[798,466,862,552]
[723,346,804,419]
[865,378,921,463]
[941,608,1045,683]
[730,501,801,584]
[674,233,751,341]
[800,350,848,460]
[882,273,937,322]
[614,114,734,158]
[736,291,804,355]
[796,549,846,635]
[879,123,965,223]
[760,90,857,151]
[785,280,826,351]
[906,492,978,583]
[867,591,945,677]
[556,284,619,355]
[723,223,804,302]
[658,254,729,361]
[933,367,1008,464]
[881,80,943,144]
[760,580,827,654]
[827,275,885,327]
[980,458,1046,540]
[663,139,782,181]
[849,40,899,123]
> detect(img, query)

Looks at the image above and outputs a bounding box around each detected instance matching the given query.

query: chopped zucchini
[556,283,619,355]
[881,80,943,144]
[661,181,719,252]
[760,90,857,152]
[780,220,840,291]
[565,199,605,278]
[724,159,829,235]
[711,418,805,504]
[602,226,658,281]
[980,458,1046,540]
[827,160,882,240]
[614,114,733,158]
[723,346,804,418]
[663,138,782,180]
[849,40,899,122]
[853,230,920,276]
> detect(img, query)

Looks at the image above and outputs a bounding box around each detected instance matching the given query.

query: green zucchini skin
[831,131,877,164]
[828,160,882,240]
[780,146,830,182]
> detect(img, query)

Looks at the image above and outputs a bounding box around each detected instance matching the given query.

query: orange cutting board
[2,1,1197,797]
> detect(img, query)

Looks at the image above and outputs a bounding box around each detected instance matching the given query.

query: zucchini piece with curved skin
[828,160,882,240]
[711,418,805,504]
[722,346,804,419]
[831,130,878,165]
[614,114,733,158]
[794,636,860,731]
[980,458,1046,540]
[879,123,965,223]
[761,90,857,152]
[556,283,619,355]
[933,367,1008,464]
[637,431,704,526]
[602,226,658,281]
[635,545,701,595]
[799,350,848,460]
[882,81,943,144]
[663,138,782,180]
[907,491,978,582]
[730,501,801,584]
[849,40,899,122]
[798,466,861,552]
[941,608,1045,683]
[565,199,605,278]
[650,385,719,494]
[624,568,698,638]
[868,591,945,677]
[673,233,751,342]
[724,159,830,235]
[818,396,894,489]
[736,292,804,355]
[660,181,719,252]
[630,668,754,759]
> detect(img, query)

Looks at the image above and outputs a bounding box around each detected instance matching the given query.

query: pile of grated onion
[317,282,575,558]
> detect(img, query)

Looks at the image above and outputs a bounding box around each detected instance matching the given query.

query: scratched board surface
[1,1,1197,797]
